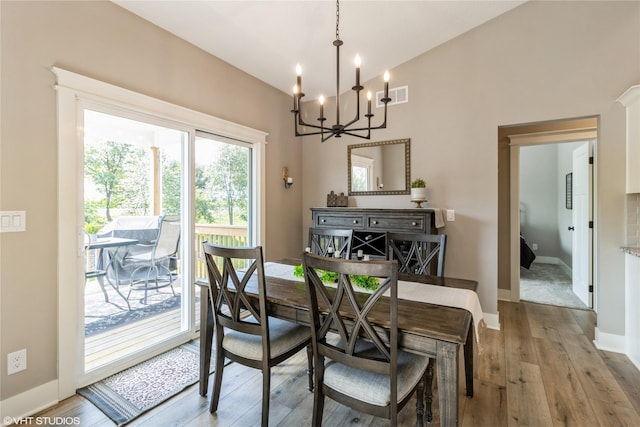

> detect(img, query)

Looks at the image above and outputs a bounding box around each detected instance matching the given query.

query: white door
[571,142,592,307]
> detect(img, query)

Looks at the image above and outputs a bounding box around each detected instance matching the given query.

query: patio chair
[123,215,181,304]
[308,227,353,259]
[202,243,313,426]
[83,230,109,302]
[301,253,431,426]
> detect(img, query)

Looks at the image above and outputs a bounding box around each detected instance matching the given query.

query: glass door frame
[54,67,267,398]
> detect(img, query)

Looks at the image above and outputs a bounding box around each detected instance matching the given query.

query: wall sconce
[283,167,293,188]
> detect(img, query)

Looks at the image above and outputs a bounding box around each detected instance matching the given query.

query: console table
[311,207,438,259]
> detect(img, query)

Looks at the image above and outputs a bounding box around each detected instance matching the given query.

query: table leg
[103,247,132,310]
[199,284,214,396]
[436,341,459,427]
[464,324,474,397]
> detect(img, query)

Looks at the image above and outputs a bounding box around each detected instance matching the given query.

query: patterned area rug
[78,342,210,426]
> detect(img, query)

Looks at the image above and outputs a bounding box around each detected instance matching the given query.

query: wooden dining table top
[260,274,473,346]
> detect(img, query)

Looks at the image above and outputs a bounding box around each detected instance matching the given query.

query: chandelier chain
[335,0,340,40]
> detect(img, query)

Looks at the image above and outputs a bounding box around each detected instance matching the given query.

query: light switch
[446,209,455,221]
[0,211,26,232]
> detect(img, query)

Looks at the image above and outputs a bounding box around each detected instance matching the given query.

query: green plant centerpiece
[293,265,379,292]
[410,178,428,207]
[411,178,426,188]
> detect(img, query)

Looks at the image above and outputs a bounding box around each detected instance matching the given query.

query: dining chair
[387,232,448,422]
[308,227,353,259]
[387,232,447,279]
[302,253,431,426]
[202,243,313,426]
[124,214,181,303]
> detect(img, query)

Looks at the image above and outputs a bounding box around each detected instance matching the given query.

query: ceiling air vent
[376,85,408,108]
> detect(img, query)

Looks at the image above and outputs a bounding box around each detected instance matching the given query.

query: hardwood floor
[31,301,640,426]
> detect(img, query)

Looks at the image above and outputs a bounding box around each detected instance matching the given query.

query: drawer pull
[321,219,326,223]
[412,222,417,226]
[372,220,378,225]
[353,220,358,224]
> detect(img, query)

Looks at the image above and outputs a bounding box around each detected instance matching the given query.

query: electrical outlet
[532,243,538,250]
[7,349,27,375]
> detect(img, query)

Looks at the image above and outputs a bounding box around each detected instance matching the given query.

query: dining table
[198,260,481,427]
[85,237,139,310]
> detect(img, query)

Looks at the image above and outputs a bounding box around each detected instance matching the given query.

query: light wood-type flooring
[29,301,640,426]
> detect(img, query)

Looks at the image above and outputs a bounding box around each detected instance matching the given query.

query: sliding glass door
[54,67,266,395]
[82,108,190,373]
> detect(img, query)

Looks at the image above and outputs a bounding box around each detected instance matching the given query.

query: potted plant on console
[411,178,427,208]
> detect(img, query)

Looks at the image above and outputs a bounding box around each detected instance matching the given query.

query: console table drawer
[367,215,428,232]
[315,214,365,229]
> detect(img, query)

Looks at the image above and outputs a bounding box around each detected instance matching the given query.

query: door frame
[508,127,597,305]
[53,67,267,399]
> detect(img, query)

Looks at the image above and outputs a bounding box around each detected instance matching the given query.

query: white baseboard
[483,312,500,330]
[0,380,59,426]
[532,256,557,264]
[593,327,626,354]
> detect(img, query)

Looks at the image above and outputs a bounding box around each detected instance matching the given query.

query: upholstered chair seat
[222,316,311,361]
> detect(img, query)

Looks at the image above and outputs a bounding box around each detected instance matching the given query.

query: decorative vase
[411,187,427,201]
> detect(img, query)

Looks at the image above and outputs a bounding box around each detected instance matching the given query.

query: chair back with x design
[387,232,447,278]
[302,253,431,425]
[308,227,353,259]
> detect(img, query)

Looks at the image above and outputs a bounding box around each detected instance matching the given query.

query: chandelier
[291,0,391,142]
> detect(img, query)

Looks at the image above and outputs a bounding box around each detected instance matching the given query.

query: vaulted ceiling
[113,1,527,98]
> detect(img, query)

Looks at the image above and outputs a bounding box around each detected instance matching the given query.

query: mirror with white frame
[347,138,410,195]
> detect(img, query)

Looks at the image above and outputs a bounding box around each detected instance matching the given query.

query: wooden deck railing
[85,223,249,283]
[194,224,249,280]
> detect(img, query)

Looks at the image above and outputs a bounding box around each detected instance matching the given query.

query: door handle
[568,226,575,231]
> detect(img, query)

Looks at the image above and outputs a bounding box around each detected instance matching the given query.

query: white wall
[520,140,587,268]
[520,144,561,259]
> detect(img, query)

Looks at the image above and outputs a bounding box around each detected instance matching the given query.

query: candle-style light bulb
[319,95,325,105]
[367,91,372,115]
[319,95,325,120]
[383,71,390,100]
[354,55,362,68]
[292,85,299,110]
[296,64,302,93]
[354,55,361,87]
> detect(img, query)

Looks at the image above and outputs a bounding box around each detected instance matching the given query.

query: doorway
[498,116,597,310]
[518,140,592,309]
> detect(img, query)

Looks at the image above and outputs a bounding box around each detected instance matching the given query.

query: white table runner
[264,262,484,341]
